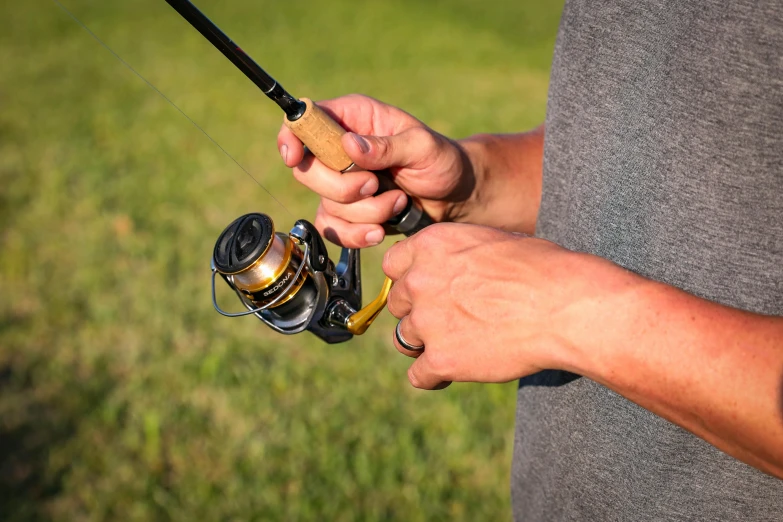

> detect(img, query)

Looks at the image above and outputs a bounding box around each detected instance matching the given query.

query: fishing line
[51,0,294,218]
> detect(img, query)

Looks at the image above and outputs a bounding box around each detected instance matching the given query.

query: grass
[0,0,563,519]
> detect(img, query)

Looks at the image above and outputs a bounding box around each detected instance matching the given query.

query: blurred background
[0,0,563,519]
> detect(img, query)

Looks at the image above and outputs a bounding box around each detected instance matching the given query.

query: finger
[277,124,305,168]
[341,126,441,172]
[386,280,412,319]
[392,316,424,358]
[292,153,379,204]
[322,190,408,224]
[407,355,452,390]
[382,239,416,281]
[315,205,386,248]
[316,95,421,136]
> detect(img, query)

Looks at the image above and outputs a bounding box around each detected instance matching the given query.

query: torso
[513,0,783,519]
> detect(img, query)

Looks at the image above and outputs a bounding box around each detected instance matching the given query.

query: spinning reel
[211,213,392,344]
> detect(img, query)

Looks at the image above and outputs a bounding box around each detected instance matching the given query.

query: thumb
[342,127,439,172]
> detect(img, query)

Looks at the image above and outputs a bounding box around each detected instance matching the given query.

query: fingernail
[365,229,384,246]
[351,133,370,154]
[393,194,408,216]
[360,178,378,197]
[280,144,289,164]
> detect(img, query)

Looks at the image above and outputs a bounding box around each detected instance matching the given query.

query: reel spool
[211,213,391,344]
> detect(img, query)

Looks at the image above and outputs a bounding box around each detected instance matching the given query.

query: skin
[277,95,783,479]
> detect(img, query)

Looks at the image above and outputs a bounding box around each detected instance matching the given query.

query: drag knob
[213,213,275,274]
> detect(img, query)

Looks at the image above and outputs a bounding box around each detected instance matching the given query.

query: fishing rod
[163,0,432,343]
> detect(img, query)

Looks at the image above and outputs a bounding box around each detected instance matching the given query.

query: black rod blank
[164,0,305,119]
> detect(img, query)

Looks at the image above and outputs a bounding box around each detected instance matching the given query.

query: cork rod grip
[283,98,353,172]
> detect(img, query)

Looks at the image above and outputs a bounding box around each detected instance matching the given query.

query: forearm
[560,265,783,478]
[450,125,545,234]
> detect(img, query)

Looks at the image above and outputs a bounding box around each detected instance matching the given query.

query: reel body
[211,213,389,343]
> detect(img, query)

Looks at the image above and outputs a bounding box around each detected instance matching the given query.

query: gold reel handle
[345,276,393,335]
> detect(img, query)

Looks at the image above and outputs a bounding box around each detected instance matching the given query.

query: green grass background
[0,1,563,519]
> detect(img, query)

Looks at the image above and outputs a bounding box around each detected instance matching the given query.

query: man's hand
[383,223,783,479]
[277,94,547,246]
[381,222,636,389]
[277,95,475,248]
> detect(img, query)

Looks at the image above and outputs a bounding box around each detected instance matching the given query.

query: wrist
[445,134,491,223]
[543,253,657,378]
[451,127,545,233]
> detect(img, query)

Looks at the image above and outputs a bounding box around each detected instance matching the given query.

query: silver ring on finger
[395,318,424,351]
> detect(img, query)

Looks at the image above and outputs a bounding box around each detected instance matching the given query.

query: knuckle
[332,181,355,203]
[382,249,395,277]
[322,199,368,222]
[414,223,448,247]
[373,136,391,159]
[316,200,340,220]
[403,270,428,298]
[344,93,365,103]
[406,127,439,158]
[409,126,436,146]
[314,203,328,221]
[314,213,327,231]
[407,366,424,389]
[319,198,339,214]
[313,212,331,232]
[406,310,424,333]
[428,222,450,237]
[278,123,294,140]
[425,351,453,381]
[386,289,405,318]
[412,224,436,243]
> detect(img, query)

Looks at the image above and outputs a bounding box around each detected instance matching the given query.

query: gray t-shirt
[512,1,783,520]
